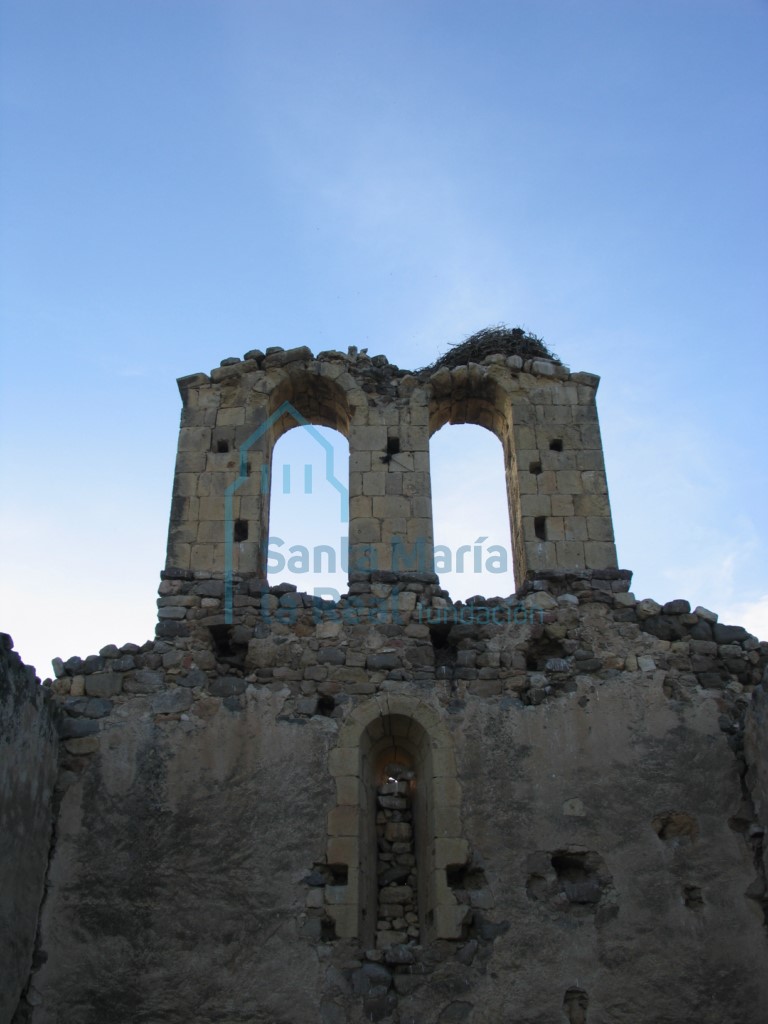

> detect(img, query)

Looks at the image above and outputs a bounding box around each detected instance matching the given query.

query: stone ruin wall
[1,342,767,1024]
[0,638,58,1024]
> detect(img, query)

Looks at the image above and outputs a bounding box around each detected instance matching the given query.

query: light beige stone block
[166,542,191,570]
[564,517,589,542]
[556,470,583,493]
[351,425,387,451]
[326,836,358,867]
[334,776,360,806]
[189,543,221,572]
[350,495,372,519]
[545,517,565,541]
[178,426,212,452]
[199,497,227,521]
[433,805,462,837]
[434,837,469,869]
[551,494,575,517]
[525,539,557,570]
[584,541,618,567]
[587,516,615,542]
[576,450,605,470]
[573,493,611,517]
[327,805,358,837]
[555,541,586,568]
[362,472,386,496]
[536,471,557,494]
[216,408,245,426]
[582,470,608,494]
[373,495,410,519]
[520,494,552,517]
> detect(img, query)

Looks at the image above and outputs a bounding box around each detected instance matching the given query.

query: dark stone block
[384,944,414,965]
[688,620,713,641]
[575,659,602,673]
[160,567,194,581]
[362,983,396,1020]
[124,670,164,694]
[473,912,510,940]
[58,717,99,739]
[209,676,246,697]
[698,672,727,689]
[361,963,392,986]
[177,669,207,688]
[613,609,638,623]
[641,616,687,642]
[405,647,434,666]
[111,655,136,673]
[317,648,346,665]
[155,622,190,638]
[84,673,122,698]
[193,580,225,597]
[63,697,113,719]
[271,581,298,594]
[714,624,749,644]
[663,599,691,615]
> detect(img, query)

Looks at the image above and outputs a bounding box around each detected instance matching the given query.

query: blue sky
[1,0,766,676]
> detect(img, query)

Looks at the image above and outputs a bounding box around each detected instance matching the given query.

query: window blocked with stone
[326,697,469,947]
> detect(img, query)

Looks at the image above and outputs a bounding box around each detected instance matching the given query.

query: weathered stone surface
[151,689,193,714]
[0,636,58,1024]
[57,716,99,739]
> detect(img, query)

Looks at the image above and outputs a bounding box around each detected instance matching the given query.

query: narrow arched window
[266,425,349,600]
[429,424,515,600]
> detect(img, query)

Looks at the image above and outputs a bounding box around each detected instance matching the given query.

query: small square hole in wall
[529,461,542,475]
[534,516,547,540]
[217,439,229,453]
[387,437,400,455]
[549,439,563,452]
[234,519,248,542]
[328,864,349,885]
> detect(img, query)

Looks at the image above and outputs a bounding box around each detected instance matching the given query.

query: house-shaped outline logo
[223,401,348,622]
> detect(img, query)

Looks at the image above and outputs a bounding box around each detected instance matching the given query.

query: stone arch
[428,364,514,440]
[266,369,353,442]
[232,366,366,578]
[325,695,468,945]
[428,366,528,586]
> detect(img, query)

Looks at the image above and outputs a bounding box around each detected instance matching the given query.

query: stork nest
[425,325,559,372]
